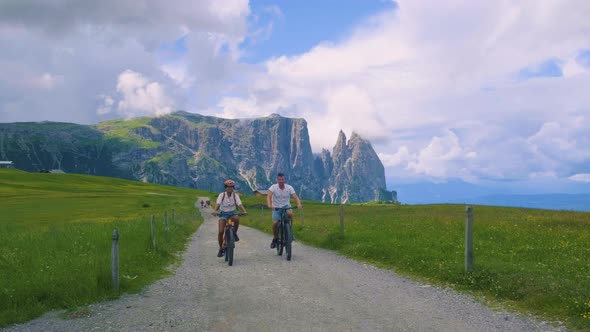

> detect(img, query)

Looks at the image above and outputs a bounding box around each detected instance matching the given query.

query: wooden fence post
[339,204,344,235]
[465,206,474,272]
[112,228,119,291]
[151,215,156,249]
[164,210,169,241]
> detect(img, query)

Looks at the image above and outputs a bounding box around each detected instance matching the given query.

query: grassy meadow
[2,168,590,330]
[0,169,205,327]
[239,196,590,330]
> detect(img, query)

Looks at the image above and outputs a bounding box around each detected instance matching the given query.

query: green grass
[0,169,206,327]
[240,197,590,330]
[149,152,175,165]
[95,118,160,148]
[3,169,590,329]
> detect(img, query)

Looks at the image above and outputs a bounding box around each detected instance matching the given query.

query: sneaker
[270,238,278,248]
[234,231,240,242]
[217,248,225,257]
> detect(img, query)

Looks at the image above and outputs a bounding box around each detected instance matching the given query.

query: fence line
[151,215,156,249]
[164,211,169,241]
[465,206,474,272]
[109,210,197,289]
[339,205,345,235]
[112,228,119,291]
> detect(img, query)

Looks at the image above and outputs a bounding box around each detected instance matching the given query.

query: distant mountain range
[393,180,590,211]
[464,193,590,212]
[0,112,396,203]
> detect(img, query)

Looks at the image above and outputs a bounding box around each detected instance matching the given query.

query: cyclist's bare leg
[231,215,240,232]
[217,219,226,248]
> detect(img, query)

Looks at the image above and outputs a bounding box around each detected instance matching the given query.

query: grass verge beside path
[240,196,590,330]
[0,169,206,327]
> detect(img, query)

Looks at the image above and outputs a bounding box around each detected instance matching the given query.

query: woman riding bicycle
[212,179,248,257]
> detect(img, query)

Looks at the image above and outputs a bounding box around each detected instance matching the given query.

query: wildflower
[582,301,590,320]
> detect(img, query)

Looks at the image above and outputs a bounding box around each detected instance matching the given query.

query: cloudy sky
[1,0,590,196]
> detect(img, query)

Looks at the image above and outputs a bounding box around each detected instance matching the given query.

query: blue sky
[1,0,590,202]
[242,0,397,62]
[518,58,563,80]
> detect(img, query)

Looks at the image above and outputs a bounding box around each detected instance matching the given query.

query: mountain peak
[349,131,363,141]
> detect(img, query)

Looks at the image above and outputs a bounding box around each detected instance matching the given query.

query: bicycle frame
[224,218,235,247]
[218,212,239,266]
[275,207,293,261]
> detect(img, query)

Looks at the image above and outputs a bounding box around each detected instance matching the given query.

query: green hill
[0,169,205,327]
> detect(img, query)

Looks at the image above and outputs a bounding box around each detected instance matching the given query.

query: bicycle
[275,207,294,261]
[215,212,245,266]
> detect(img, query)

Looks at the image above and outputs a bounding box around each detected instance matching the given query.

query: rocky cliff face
[0,112,396,203]
[315,131,396,203]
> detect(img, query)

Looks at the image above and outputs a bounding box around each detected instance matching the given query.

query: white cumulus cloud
[568,173,590,182]
[0,0,250,124]
[218,0,590,185]
[115,70,174,118]
[2,0,590,190]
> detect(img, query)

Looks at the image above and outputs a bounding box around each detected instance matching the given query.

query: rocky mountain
[0,112,396,203]
[321,130,393,203]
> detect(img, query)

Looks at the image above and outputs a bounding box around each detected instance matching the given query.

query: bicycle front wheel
[226,228,235,266]
[277,223,284,256]
[285,222,292,261]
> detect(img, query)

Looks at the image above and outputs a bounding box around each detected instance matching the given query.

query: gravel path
[3,205,565,332]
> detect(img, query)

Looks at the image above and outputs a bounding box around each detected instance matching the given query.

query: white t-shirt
[268,184,295,208]
[216,192,242,212]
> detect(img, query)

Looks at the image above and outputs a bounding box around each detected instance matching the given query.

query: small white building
[0,161,13,168]
[253,189,269,196]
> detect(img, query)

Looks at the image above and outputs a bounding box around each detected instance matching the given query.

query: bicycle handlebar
[272,206,301,211]
[212,211,248,216]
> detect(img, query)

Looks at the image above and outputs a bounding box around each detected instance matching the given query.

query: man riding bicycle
[267,172,302,249]
[212,179,248,257]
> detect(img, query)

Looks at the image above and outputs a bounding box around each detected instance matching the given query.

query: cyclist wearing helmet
[267,172,302,248]
[212,179,248,257]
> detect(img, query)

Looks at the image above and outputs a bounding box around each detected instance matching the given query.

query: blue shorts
[272,206,292,221]
[218,210,238,221]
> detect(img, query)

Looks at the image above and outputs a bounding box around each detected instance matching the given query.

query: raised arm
[292,192,302,209]
[235,194,248,215]
[212,194,221,216]
[267,190,273,209]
